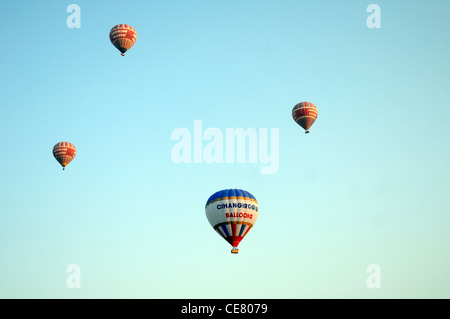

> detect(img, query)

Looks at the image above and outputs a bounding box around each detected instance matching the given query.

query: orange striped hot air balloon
[109,24,137,56]
[292,101,318,134]
[53,142,77,170]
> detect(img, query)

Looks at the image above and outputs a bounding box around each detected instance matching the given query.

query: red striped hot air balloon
[292,101,318,134]
[109,24,137,56]
[53,142,77,170]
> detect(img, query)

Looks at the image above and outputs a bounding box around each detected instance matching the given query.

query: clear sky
[0,0,448,298]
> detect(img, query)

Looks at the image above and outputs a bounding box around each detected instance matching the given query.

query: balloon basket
[305,130,309,134]
[231,248,239,254]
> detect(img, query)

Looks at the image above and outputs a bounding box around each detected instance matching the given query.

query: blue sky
[0,0,449,298]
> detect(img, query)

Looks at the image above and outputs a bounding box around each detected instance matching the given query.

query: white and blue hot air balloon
[205,189,259,254]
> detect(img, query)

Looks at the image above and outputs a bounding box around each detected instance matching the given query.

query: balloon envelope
[53,142,76,170]
[205,189,259,253]
[109,24,137,56]
[292,101,318,133]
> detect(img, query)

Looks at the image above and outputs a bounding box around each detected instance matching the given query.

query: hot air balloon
[53,142,77,170]
[292,101,318,134]
[205,189,259,254]
[109,24,137,56]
